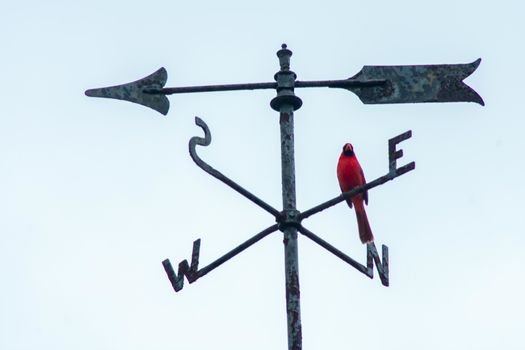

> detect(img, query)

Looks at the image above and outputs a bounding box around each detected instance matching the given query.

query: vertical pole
[271,44,303,350]
[280,106,302,350]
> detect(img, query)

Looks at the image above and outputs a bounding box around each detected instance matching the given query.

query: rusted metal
[163,224,279,292]
[189,116,280,218]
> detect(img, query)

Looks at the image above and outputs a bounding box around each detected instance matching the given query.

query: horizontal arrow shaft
[297,79,387,89]
[143,79,387,95]
[144,82,276,94]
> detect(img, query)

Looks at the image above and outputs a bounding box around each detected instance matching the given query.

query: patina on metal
[345,59,484,105]
[188,116,280,217]
[85,55,482,116]
[85,44,484,350]
[163,115,409,294]
[298,226,389,286]
[163,224,279,292]
[271,44,303,350]
[85,68,170,115]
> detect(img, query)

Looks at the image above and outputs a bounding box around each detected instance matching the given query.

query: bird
[337,143,374,244]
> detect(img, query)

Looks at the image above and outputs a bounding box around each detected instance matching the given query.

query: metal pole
[280,105,302,350]
[271,44,303,350]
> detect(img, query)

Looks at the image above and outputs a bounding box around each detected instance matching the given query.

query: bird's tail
[354,200,374,244]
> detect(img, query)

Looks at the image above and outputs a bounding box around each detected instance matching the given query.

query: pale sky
[1,1,524,349]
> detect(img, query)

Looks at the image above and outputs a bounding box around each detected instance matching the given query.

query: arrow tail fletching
[85,68,170,115]
[346,59,484,105]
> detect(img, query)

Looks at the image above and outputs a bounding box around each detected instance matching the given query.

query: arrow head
[85,68,170,115]
[345,59,484,105]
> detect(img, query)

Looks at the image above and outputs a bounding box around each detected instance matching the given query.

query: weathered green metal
[162,118,408,293]
[298,227,389,286]
[272,44,303,350]
[85,44,484,350]
[163,224,280,292]
[85,58,483,116]
[162,115,406,295]
[344,59,484,105]
[85,68,170,115]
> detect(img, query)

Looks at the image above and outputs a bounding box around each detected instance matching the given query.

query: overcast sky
[1,1,524,349]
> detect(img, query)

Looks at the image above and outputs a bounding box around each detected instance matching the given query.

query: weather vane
[86,44,483,350]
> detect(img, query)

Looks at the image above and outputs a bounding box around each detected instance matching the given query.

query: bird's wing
[360,168,368,205]
[339,183,353,208]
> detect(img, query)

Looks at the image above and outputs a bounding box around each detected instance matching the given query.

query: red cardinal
[337,143,374,244]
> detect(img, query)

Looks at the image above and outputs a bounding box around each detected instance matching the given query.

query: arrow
[85,68,170,115]
[342,59,484,105]
[85,59,483,115]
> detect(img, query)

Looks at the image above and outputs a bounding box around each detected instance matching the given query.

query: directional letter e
[388,130,415,177]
